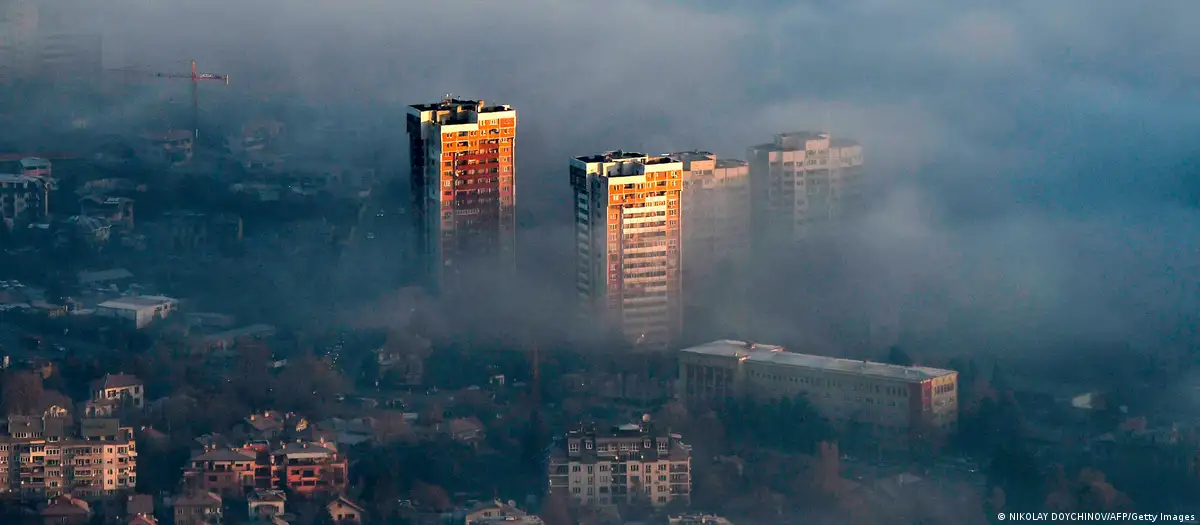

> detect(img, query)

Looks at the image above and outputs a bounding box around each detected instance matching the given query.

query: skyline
[0,0,1197,363]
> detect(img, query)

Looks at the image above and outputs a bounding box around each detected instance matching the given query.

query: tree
[885,346,914,366]
[2,371,44,416]
[539,492,573,525]
[411,481,451,511]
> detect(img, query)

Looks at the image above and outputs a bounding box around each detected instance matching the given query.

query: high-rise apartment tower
[570,151,683,350]
[747,132,864,244]
[664,151,750,322]
[407,97,516,288]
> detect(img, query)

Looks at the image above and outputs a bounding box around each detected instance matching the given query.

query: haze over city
[1,0,1199,524]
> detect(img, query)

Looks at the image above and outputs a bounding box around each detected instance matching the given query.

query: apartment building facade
[184,439,347,496]
[570,151,684,350]
[678,340,958,446]
[0,173,51,226]
[663,151,751,323]
[747,132,864,244]
[547,423,691,508]
[407,97,516,289]
[0,416,137,500]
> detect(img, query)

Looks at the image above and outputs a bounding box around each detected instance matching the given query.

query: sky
[13,0,1200,384]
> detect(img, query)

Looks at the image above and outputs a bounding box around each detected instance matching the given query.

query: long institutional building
[571,151,684,350]
[678,340,957,446]
[407,97,517,288]
[748,131,864,244]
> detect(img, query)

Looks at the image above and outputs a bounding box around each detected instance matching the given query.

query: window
[569,442,579,453]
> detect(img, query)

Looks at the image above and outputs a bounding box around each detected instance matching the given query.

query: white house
[94,295,178,329]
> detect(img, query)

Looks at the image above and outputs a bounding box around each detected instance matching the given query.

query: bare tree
[2,371,44,416]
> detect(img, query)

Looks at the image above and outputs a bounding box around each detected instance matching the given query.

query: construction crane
[108,60,230,141]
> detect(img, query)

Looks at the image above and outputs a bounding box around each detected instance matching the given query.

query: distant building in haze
[747,131,864,244]
[570,151,684,350]
[0,0,102,84]
[663,151,751,323]
[407,97,516,290]
[678,340,957,449]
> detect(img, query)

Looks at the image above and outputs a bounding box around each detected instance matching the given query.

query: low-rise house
[327,495,365,524]
[248,489,287,519]
[311,417,375,447]
[94,295,178,329]
[41,495,92,525]
[174,490,222,525]
[185,446,257,494]
[439,417,485,445]
[470,517,544,525]
[272,439,348,495]
[668,515,734,525]
[125,493,154,517]
[128,515,158,525]
[464,499,528,524]
[243,411,291,440]
[90,373,145,410]
[184,438,348,496]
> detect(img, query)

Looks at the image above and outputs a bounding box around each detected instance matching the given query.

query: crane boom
[106,59,230,140]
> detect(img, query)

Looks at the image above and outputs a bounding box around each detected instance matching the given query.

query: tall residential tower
[407,97,516,289]
[571,151,683,350]
[664,151,751,323]
[747,132,864,244]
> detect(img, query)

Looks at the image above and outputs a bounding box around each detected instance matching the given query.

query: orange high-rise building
[407,97,516,288]
[570,151,684,350]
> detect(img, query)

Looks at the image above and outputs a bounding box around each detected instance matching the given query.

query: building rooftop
[96,295,177,310]
[663,150,715,162]
[249,489,287,503]
[174,490,222,508]
[0,173,40,184]
[779,131,829,141]
[715,158,748,168]
[573,150,648,164]
[191,448,256,463]
[19,157,51,169]
[91,373,143,391]
[680,340,956,382]
[410,97,481,112]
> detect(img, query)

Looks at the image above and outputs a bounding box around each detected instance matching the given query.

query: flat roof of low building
[97,295,177,310]
[681,340,955,382]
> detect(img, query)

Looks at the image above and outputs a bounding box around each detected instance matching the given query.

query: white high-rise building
[747,131,864,244]
[571,151,684,350]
